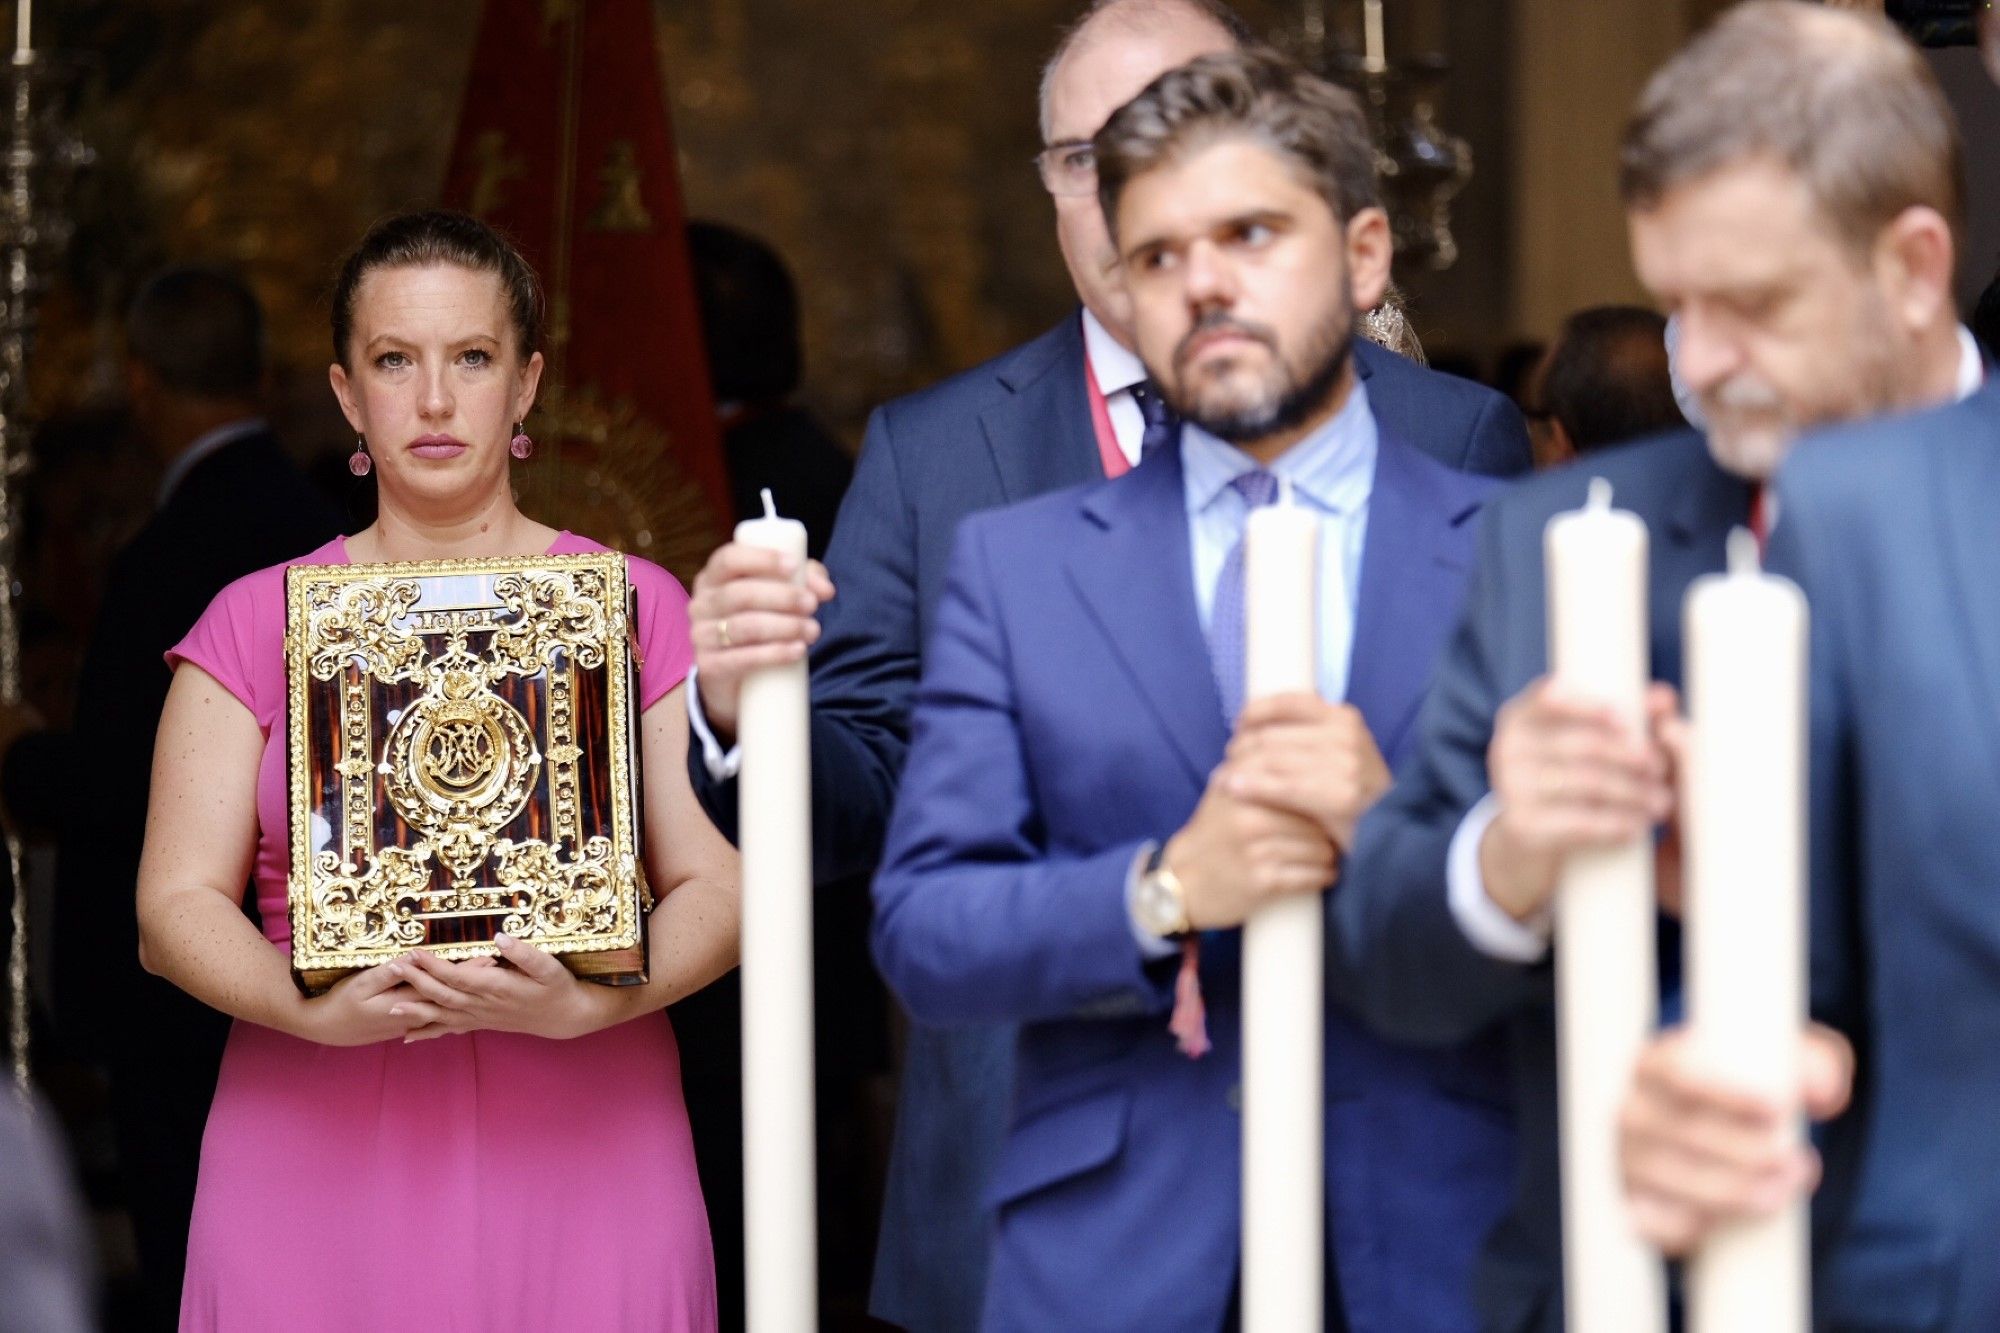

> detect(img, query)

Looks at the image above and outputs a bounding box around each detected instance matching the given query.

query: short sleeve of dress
[626,556,693,711]
[165,568,277,719]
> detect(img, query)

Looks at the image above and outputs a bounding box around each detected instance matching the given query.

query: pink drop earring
[509,422,534,459]
[348,436,371,477]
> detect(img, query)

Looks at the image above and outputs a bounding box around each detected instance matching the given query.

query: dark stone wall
[33,1,1522,449]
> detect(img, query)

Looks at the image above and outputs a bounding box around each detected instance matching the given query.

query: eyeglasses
[1034,140,1098,197]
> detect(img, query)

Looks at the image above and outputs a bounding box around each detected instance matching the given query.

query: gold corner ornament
[284,552,650,995]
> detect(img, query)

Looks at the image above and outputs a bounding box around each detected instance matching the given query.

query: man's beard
[1699,375,1794,480]
[1168,301,1354,448]
[1700,304,1902,481]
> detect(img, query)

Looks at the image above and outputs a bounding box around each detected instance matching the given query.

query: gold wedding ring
[718,618,732,648]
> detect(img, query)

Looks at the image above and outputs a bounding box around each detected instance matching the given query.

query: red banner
[442,0,727,579]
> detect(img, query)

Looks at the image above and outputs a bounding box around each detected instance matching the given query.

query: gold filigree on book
[285,552,649,994]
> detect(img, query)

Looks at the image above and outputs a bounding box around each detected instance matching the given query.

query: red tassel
[1168,936,1210,1059]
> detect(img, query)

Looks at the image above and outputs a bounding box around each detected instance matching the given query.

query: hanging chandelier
[1299,0,1471,270]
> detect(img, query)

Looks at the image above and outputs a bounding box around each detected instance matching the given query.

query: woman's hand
[388,934,626,1043]
[295,962,427,1047]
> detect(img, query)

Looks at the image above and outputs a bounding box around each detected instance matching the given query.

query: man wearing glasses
[679,2,1527,1327]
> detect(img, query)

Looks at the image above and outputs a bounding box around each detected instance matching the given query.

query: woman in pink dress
[135,211,742,1331]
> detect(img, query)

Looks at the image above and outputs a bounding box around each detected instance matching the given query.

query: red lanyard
[1084,351,1131,479]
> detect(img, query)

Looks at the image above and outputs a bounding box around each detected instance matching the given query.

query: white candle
[735,488,818,1333]
[1544,478,1667,1333]
[1363,0,1387,72]
[15,0,28,56]
[1241,476,1325,1333]
[1684,530,1808,1333]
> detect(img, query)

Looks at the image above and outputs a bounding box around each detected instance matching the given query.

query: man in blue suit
[1335,6,1984,1329]
[677,3,1530,1327]
[872,50,1515,1330]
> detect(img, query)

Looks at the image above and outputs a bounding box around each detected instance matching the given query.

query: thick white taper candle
[1362,0,1387,71]
[15,0,28,56]
[1545,478,1667,1333]
[1685,530,1808,1333]
[736,488,818,1333]
[1241,476,1325,1333]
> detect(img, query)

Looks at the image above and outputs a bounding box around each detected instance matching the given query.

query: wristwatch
[1133,843,1193,940]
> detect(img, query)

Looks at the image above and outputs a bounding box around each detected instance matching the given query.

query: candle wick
[1585,477,1613,512]
[1726,526,1760,576]
[760,487,778,521]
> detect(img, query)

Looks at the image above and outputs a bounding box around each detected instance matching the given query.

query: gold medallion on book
[283,552,650,995]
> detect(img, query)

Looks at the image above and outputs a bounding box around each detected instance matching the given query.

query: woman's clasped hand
[300,934,625,1046]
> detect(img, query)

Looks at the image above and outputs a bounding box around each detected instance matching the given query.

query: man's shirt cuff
[1447,793,1553,963]
[685,667,744,782]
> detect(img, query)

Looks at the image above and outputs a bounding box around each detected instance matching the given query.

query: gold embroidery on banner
[467,130,526,219]
[588,140,655,233]
[541,0,578,34]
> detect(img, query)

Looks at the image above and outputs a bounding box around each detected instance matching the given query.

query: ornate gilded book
[284,553,649,995]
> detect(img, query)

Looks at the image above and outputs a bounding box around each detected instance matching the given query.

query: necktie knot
[1130,383,1181,459]
[1208,467,1283,728]
[1231,468,1280,510]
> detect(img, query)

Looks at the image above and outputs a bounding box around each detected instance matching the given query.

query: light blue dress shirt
[1180,376,1377,710]
[1127,379,1381,955]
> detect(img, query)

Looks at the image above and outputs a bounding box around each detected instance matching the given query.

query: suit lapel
[982,313,1103,505]
[1931,400,2000,783]
[1657,440,1754,686]
[1065,447,1229,788]
[1345,432,1475,759]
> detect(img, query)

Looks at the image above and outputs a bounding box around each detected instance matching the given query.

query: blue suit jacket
[687,313,1531,1330]
[1334,430,1745,1332]
[871,431,1516,1332]
[1764,384,2000,1332]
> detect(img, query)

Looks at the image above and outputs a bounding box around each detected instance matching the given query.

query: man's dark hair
[687,221,803,405]
[1094,46,1380,241]
[1619,1,1963,255]
[126,266,266,400]
[1541,306,1684,453]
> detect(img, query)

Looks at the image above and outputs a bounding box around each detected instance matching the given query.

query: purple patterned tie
[1208,468,1282,725]
[1130,382,1181,460]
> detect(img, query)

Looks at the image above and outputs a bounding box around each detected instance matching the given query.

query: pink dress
[171,532,716,1333]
